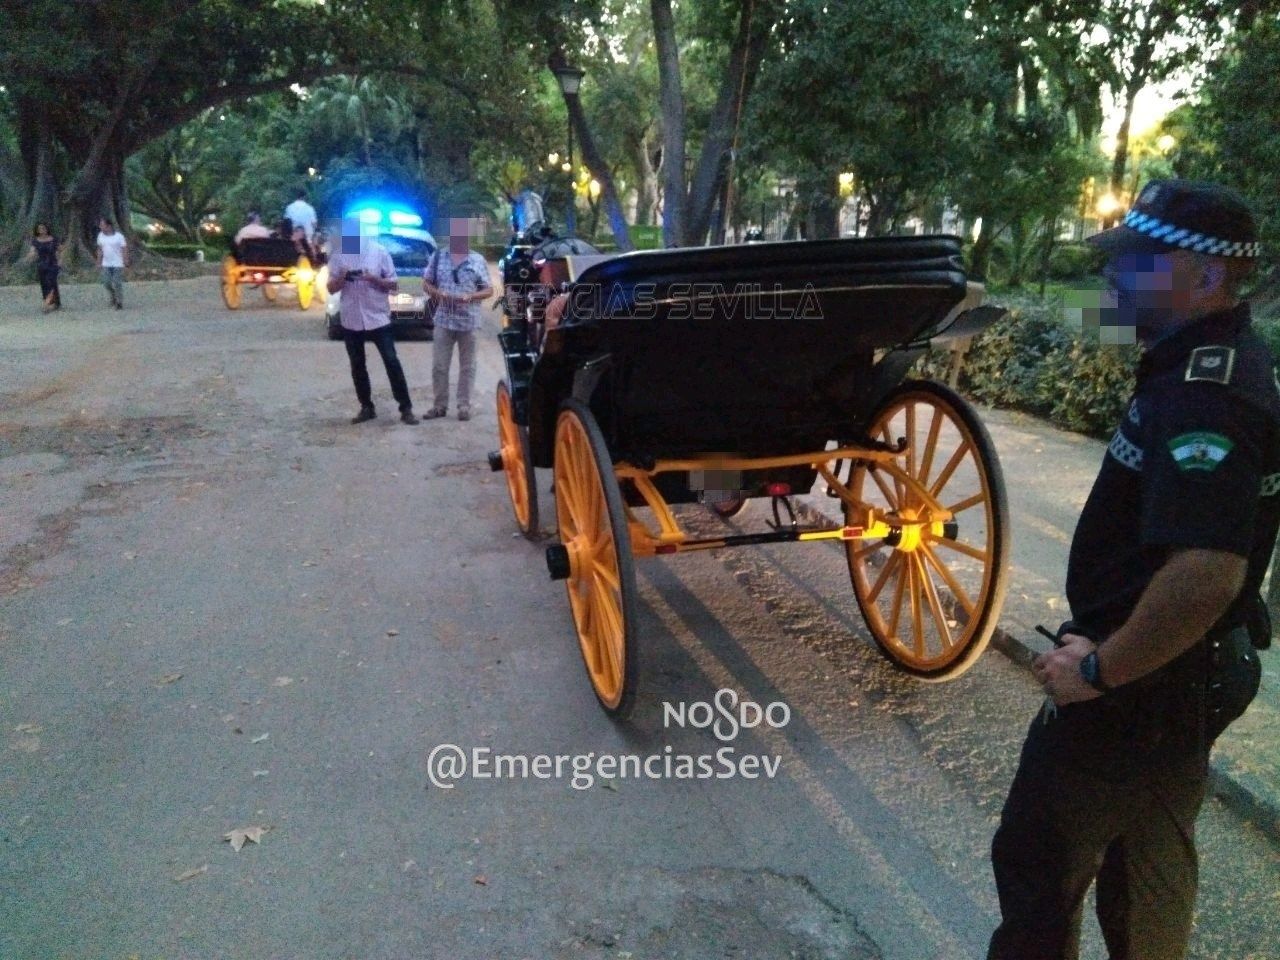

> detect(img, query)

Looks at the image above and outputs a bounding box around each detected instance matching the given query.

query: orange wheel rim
[497,385,532,529]
[848,391,999,672]
[554,412,625,708]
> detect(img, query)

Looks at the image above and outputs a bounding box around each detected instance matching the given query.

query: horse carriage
[490,234,1010,719]
[221,237,318,310]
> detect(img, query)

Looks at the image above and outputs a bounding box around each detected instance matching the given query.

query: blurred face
[1101,251,1202,340]
[35,223,50,237]
[448,216,481,252]
[99,220,114,234]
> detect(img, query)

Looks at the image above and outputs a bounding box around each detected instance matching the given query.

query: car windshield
[379,235,434,273]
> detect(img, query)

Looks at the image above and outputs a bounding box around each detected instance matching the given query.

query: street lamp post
[551,62,586,236]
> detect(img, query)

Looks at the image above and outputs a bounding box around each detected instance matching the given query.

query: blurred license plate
[690,470,742,496]
[392,294,415,305]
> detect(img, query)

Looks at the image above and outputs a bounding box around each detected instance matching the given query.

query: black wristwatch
[1079,650,1111,693]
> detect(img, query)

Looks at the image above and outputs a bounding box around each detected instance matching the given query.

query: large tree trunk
[651,0,687,247]
[631,133,660,226]
[1106,83,1139,227]
[681,0,773,246]
[969,217,997,280]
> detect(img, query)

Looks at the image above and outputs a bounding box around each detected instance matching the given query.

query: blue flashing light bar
[344,205,424,228]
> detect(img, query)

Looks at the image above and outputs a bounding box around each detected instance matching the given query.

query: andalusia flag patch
[1167,431,1234,472]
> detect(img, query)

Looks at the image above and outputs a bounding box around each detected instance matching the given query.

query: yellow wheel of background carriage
[296,256,315,309]
[495,380,539,539]
[220,256,242,309]
[552,400,638,719]
[845,379,1008,680]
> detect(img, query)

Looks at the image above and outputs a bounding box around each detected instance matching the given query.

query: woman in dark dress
[29,223,62,311]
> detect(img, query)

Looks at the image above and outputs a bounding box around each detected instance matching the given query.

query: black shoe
[351,406,376,424]
[400,410,420,425]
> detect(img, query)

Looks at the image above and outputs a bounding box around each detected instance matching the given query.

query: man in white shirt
[284,191,318,241]
[233,212,272,245]
[325,218,419,425]
[95,219,128,309]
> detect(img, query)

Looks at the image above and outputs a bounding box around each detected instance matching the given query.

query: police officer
[987,180,1278,960]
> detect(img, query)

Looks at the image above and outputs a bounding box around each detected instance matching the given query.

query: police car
[324,206,437,340]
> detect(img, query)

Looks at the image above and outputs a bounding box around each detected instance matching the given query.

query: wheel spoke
[593,556,621,592]
[945,491,986,515]
[851,541,884,562]
[915,552,953,651]
[871,468,899,508]
[932,536,989,563]
[908,554,924,657]
[887,555,908,638]
[920,543,976,616]
[905,401,917,479]
[918,406,943,489]
[929,441,971,498]
[867,549,902,603]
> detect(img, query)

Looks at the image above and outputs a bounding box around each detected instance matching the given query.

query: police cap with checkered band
[1088,179,1261,260]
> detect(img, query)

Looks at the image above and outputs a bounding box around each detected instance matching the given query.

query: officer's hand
[1032,633,1101,707]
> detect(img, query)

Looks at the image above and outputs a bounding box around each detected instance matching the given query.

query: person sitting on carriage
[233,211,272,247]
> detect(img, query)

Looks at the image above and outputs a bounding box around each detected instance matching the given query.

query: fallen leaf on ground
[121,551,137,560]
[302,560,316,567]
[473,875,488,886]
[401,859,417,872]
[175,864,208,882]
[14,723,42,734]
[223,826,268,852]
[250,733,269,744]
[271,677,293,687]
[56,618,73,627]
[253,770,269,778]
[386,629,400,637]
[156,673,183,686]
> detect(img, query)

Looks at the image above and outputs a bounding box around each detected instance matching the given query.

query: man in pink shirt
[325,218,419,425]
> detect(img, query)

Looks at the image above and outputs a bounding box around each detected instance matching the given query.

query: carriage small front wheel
[845,379,1009,680]
[551,400,639,719]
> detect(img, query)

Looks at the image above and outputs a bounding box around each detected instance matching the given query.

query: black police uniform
[988,302,1280,960]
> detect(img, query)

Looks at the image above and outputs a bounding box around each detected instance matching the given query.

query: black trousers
[343,325,412,412]
[37,265,60,306]
[988,671,1210,960]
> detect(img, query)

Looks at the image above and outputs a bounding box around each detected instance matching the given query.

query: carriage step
[487,451,504,472]
[546,545,571,580]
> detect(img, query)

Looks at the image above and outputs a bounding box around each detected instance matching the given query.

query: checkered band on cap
[1124,211,1261,258]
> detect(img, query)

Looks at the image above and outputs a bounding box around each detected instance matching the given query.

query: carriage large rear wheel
[845,379,1008,680]
[495,380,539,539]
[220,257,242,309]
[553,400,639,719]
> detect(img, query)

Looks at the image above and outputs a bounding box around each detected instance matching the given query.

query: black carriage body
[521,236,968,502]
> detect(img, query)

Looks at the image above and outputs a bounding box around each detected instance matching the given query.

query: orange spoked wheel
[845,379,1009,680]
[221,257,242,309]
[295,256,315,309]
[552,399,638,719]
[495,380,539,539]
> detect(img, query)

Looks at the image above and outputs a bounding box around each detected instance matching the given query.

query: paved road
[2,277,1279,960]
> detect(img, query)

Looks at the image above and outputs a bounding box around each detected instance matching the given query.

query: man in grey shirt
[422,216,493,421]
[326,218,419,425]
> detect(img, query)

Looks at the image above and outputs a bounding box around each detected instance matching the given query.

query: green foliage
[1046,242,1106,281]
[1172,19,1280,269]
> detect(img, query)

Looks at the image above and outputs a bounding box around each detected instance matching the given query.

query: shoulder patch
[1167,431,1234,472]
[1185,346,1235,384]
